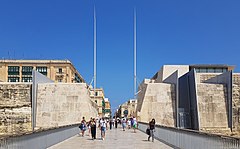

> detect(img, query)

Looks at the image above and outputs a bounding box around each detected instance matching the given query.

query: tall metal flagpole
[134,8,137,99]
[94,6,97,93]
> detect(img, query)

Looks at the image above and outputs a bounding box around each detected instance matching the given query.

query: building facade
[137,64,240,136]
[0,60,84,83]
[117,99,137,118]
[89,88,105,117]
[103,98,111,118]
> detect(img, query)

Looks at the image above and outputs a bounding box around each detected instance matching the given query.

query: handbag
[146,128,150,135]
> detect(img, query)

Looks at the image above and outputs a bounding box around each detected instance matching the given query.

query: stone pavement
[48,126,172,149]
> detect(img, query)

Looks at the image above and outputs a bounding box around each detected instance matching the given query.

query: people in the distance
[148,118,156,142]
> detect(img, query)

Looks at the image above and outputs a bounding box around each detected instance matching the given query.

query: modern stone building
[0,59,84,83]
[136,64,240,135]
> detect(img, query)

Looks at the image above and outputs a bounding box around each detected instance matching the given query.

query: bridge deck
[48,127,172,149]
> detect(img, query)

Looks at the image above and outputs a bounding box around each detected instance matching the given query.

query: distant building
[0,59,84,83]
[118,99,137,118]
[103,98,111,118]
[118,103,128,118]
[127,99,137,118]
[89,87,105,117]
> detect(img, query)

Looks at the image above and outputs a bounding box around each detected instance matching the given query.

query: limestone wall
[36,83,98,128]
[137,82,176,127]
[197,83,229,132]
[233,84,240,132]
[0,83,32,136]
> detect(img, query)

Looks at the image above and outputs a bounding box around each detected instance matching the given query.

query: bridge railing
[138,122,240,149]
[0,123,80,149]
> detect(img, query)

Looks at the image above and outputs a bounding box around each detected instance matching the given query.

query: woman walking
[133,116,137,133]
[122,118,126,131]
[80,117,87,137]
[99,118,107,140]
[148,119,156,142]
[90,118,96,140]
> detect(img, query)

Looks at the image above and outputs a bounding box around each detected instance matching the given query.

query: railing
[0,123,81,149]
[138,122,240,149]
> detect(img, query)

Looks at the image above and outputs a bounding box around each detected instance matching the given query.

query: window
[95,100,97,103]
[195,68,200,73]
[8,77,19,82]
[95,91,98,96]
[58,79,62,82]
[195,67,228,73]
[222,68,227,73]
[22,77,32,82]
[58,68,62,73]
[199,68,207,73]
[215,68,223,73]
[22,66,33,75]
[74,73,82,83]
[8,66,19,75]
[36,67,47,76]
[208,68,215,73]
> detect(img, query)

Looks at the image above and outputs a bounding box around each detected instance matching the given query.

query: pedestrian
[99,118,107,140]
[131,117,134,128]
[122,118,126,131]
[148,118,156,142]
[80,117,87,136]
[109,119,113,130]
[127,119,131,129]
[133,116,137,133]
[115,119,118,128]
[88,117,92,136]
[90,118,97,140]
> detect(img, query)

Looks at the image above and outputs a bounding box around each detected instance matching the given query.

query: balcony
[56,72,64,77]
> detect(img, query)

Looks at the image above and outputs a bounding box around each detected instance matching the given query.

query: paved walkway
[48,126,172,149]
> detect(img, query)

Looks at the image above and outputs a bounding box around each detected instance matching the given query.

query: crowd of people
[78,116,139,141]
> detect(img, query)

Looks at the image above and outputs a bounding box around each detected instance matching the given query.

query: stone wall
[36,83,98,128]
[137,82,176,126]
[0,83,32,136]
[197,83,229,133]
[233,84,240,132]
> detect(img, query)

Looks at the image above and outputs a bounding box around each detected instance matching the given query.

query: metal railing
[0,123,80,149]
[138,122,240,149]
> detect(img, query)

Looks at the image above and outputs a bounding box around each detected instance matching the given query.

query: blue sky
[1,0,240,111]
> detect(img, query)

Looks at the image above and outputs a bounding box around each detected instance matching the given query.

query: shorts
[133,124,137,129]
[101,127,106,132]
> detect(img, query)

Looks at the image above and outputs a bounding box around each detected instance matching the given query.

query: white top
[100,119,106,128]
[133,118,137,125]
[128,120,131,125]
